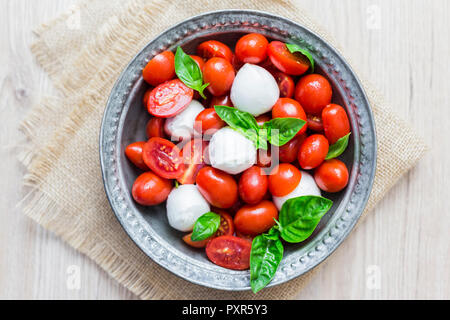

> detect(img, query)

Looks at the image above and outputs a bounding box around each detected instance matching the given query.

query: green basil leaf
[214,105,263,149]
[262,118,306,146]
[250,229,284,293]
[191,212,220,241]
[285,43,315,73]
[325,133,351,160]
[279,196,333,243]
[174,47,208,98]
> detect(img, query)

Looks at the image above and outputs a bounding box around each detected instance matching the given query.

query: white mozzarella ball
[230,63,280,116]
[164,100,204,141]
[273,171,321,210]
[166,184,210,232]
[208,127,257,175]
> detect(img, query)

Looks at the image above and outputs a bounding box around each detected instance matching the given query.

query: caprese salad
[126,33,351,293]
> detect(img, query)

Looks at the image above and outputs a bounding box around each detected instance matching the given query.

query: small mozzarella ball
[166,184,210,232]
[209,127,257,175]
[164,100,204,141]
[230,63,280,116]
[273,171,321,210]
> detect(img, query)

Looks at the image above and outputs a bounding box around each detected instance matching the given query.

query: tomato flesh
[206,235,251,270]
[147,79,193,118]
[142,137,184,179]
[273,72,295,98]
[267,41,310,76]
[177,139,208,185]
[307,114,324,132]
[215,210,235,237]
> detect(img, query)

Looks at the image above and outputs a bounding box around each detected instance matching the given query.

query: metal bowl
[100,10,377,291]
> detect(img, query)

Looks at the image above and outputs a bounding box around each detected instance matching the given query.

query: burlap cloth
[20,0,428,299]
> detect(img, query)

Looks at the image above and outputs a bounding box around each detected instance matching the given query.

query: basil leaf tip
[174,46,208,98]
[191,212,220,241]
[325,133,351,160]
[286,43,315,73]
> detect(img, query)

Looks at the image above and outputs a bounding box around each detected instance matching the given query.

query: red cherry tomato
[314,159,349,193]
[142,51,175,86]
[177,139,208,185]
[278,134,306,163]
[267,41,310,75]
[272,98,308,135]
[307,114,324,132]
[235,231,255,242]
[295,74,332,115]
[132,172,172,206]
[209,95,233,108]
[146,117,165,139]
[196,166,238,209]
[256,149,272,168]
[189,55,205,70]
[273,72,295,98]
[197,40,233,63]
[255,113,271,127]
[234,200,278,236]
[238,166,268,205]
[147,79,193,118]
[203,57,235,97]
[143,88,152,107]
[195,108,226,135]
[182,233,211,248]
[125,141,149,171]
[206,235,251,270]
[298,134,329,170]
[215,210,235,237]
[268,163,302,197]
[235,33,269,64]
[322,104,351,144]
[142,137,184,179]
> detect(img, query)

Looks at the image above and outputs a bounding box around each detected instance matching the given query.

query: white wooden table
[0,0,449,299]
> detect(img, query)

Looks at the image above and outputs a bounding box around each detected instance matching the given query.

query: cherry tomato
[272,98,308,135]
[268,163,302,197]
[177,139,208,185]
[278,134,306,163]
[209,95,233,108]
[307,114,324,132]
[267,41,310,75]
[314,159,349,193]
[147,79,193,118]
[142,51,175,86]
[322,104,351,144]
[235,231,255,242]
[197,40,233,63]
[142,137,184,179]
[143,88,152,107]
[234,200,278,236]
[196,166,238,209]
[206,235,251,270]
[256,148,272,168]
[125,142,149,171]
[294,74,332,115]
[203,57,235,97]
[215,210,235,237]
[238,166,268,205]
[195,108,226,135]
[145,117,165,139]
[255,113,271,127]
[298,134,329,170]
[182,233,211,248]
[273,72,295,98]
[189,55,205,70]
[231,54,245,71]
[132,172,172,206]
[235,33,269,64]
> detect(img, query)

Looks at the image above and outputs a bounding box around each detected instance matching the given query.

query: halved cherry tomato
[125,141,149,171]
[322,104,350,144]
[195,108,226,135]
[268,163,302,197]
[298,134,329,170]
[255,113,271,127]
[295,74,332,115]
[209,95,233,108]
[215,210,235,237]
[235,33,269,64]
[146,117,165,139]
[272,98,308,135]
[273,72,295,98]
[234,200,278,236]
[182,233,211,248]
[197,40,233,63]
[177,139,208,185]
[142,51,175,86]
[267,41,310,75]
[238,166,268,205]
[147,79,193,118]
[278,134,306,163]
[307,114,324,132]
[132,171,172,206]
[314,159,349,193]
[203,57,235,97]
[196,166,238,209]
[189,55,205,70]
[142,137,184,179]
[206,235,251,270]
[143,88,152,107]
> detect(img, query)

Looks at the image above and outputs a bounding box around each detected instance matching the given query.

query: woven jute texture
[21,0,428,299]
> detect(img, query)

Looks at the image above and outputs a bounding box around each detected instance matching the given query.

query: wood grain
[0,0,448,299]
